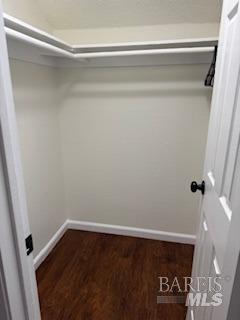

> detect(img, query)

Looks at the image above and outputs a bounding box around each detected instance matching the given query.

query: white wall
[58,65,211,235]
[10,60,65,257]
[9,61,211,257]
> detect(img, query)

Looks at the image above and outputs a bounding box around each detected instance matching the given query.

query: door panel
[187,0,240,319]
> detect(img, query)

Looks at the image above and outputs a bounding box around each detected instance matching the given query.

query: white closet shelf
[4,13,218,68]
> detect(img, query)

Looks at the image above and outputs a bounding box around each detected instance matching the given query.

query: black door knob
[191,181,205,195]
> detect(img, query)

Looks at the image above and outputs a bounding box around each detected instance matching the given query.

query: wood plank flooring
[36,230,194,320]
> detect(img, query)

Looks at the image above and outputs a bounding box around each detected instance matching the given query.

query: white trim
[33,219,196,269]
[34,221,68,270]
[67,220,196,245]
[0,6,41,319]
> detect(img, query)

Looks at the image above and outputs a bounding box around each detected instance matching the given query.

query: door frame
[0,2,41,319]
[0,0,240,319]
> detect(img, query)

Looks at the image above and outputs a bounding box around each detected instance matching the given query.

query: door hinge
[25,234,34,255]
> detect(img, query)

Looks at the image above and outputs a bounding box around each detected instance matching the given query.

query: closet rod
[5,26,215,61]
[5,27,74,59]
[74,47,215,59]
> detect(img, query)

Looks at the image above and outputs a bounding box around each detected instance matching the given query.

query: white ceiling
[36,0,222,30]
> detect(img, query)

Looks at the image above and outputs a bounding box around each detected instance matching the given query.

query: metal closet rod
[5,27,74,59]
[74,47,215,58]
[5,27,215,60]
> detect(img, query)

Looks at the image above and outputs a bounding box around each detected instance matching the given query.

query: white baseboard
[34,219,195,269]
[34,220,68,270]
[67,219,196,245]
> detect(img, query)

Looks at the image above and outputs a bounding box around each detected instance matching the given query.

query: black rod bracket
[205,46,218,87]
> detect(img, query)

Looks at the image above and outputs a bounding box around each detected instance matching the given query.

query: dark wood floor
[36,230,194,320]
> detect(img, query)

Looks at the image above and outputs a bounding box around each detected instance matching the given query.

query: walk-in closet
[0,0,224,319]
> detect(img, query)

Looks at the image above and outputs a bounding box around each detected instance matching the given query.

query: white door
[0,2,41,319]
[187,0,240,319]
